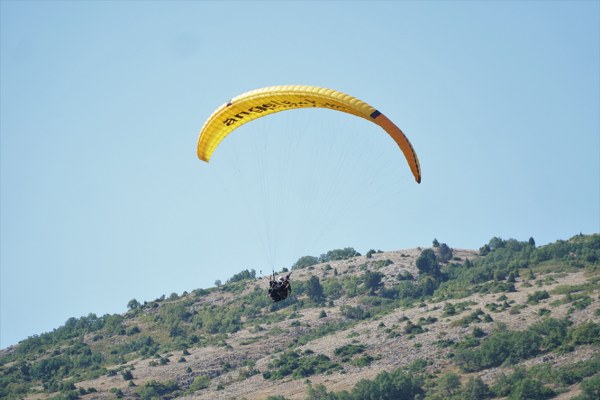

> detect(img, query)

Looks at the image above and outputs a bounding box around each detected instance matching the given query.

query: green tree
[319,248,361,262]
[363,271,384,295]
[227,269,256,283]
[323,279,343,300]
[419,275,438,296]
[436,243,454,263]
[307,276,324,302]
[438,372,461,395]
[479,244,491,255]
[462,376,490,399]
[509,378,554,399]
[292,255,319,270]
[488,237,506,251]
[415,249,440,277]
[127,299,140,310]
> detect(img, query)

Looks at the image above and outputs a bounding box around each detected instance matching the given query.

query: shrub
[404,320,424,335]
[397,270,414,281]
[570,322,600,345]
[340,305,368,320]
[322,279,343,300]
[455,330,541,372]
[351,354,374,367]
[296,320,351,346]
[510,377,555,399]
[528,291,550,304]
[472,327,486,338]
[188,375,210,392]
[334,344,365,360]
[580,374,600,400]
[349,369,424,399]
[442,303,456,316]
[538,308,551,317]
[136,380,180,400]
[263,351,340,380]
[126,326,141,336]
[453,309,493,327]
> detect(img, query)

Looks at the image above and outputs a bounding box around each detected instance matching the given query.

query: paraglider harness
[268,271,292,302]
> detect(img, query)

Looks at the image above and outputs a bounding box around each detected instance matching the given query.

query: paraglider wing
[197,85,421,183]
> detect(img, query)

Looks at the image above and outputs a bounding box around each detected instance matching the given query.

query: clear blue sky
[1,1,598,348]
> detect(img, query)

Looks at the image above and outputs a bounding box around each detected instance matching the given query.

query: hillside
[1,234,599,400]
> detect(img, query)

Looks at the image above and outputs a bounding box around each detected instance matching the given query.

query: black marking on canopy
[226,100,232,107]
[399,131,421,183]
[370,110,381,119]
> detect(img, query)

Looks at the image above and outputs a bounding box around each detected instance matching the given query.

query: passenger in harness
[268,272,292,302]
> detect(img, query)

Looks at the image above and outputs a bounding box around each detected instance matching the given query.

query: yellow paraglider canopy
[197,85,421,183]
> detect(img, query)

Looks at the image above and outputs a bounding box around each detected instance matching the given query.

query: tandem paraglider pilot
[268,272,292,302]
